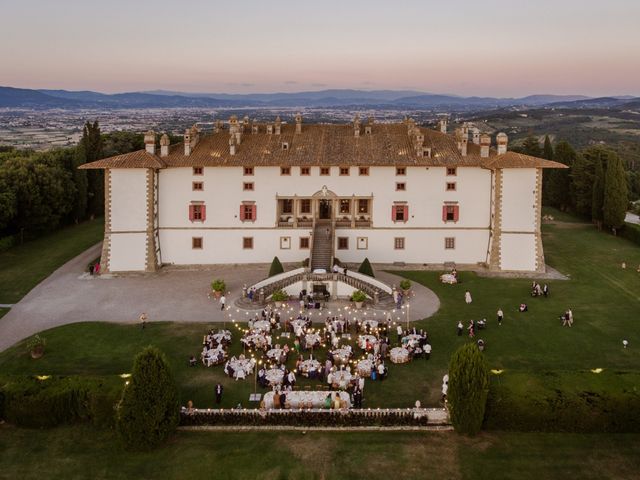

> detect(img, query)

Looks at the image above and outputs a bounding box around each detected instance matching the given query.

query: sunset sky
[1,0,638,97]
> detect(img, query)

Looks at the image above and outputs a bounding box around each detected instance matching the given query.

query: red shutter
[252,205,257,221]
[201,205,206,222]
[453,205,460,222]
[403,206,409,222]
[240,205,245,221]
[391,205,397,221]
[442,205,447,222]
[189,205,195,222]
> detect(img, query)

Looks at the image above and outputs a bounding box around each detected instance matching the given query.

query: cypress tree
[542,135,554,160]
[358,257,375,277]
[268,256,284,277]
[520,135,543,157]
[571,149,598,217]
[603,152,628,231]
[541,135,555,205]
[592,157,605,228]
[550,141,577,211]
[447,343,490,436]
[80,121,105,217]
[117,347,179,450]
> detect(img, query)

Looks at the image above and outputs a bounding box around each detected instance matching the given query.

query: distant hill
[1,85,637,110]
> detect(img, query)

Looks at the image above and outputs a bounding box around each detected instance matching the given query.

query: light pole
[406,303,410,331]
[254,359,262,394]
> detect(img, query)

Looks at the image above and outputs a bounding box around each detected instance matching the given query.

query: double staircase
[311,222,333,271]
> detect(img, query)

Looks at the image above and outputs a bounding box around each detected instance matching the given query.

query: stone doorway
[318,199,332,220]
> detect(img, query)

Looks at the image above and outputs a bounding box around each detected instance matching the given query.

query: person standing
[396,324,403,343]
[457,321,463,336]
[497,308,504,326]
[139,312,147,329]
[424,343,432,360]
[465,291,472,304]
[215,383,223,404]
[220,294,226,311]
[543,284,549,297]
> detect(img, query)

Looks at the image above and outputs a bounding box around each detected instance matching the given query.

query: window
[243,182,254,191]
[396,182,406,191]
[394,237,405,250]
[193,166,203,175]
[359,167,369,176]
[192,237,203,249]
[192,181,204,191]
[392,205,409,222]
[339,167,350,176]
[282,142,289,150]
[396,167,406,175]
[300,167,310,176]
[240,204,257,221]
[320,167,330,176]
[357,237,368,250]
[299,237,310,249]
[189,204,206,222]
[243,237,254,249]
[337,237,349,250]
[446,182,456,191]
[280,236,291,249]
[445,237,456,249]
[281,199,293,214]
[281,166,291,175]
[339,199,350,214]
[446,167,457,176]
[300,199,311,214]
[244,166,254,176]
[442,205,459,222]
[358,199,369,214]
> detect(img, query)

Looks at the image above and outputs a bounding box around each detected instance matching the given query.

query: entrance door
[319,199,332,220]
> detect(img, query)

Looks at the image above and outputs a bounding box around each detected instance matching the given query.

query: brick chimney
[496,132,508,155]
[229,134,236,155]
[365,116,374,135]
[438,118,448,134]
[144,130,156,155]
[471,127,481,145]
[480,134,491,158]
[159,133,170,157]
[456,128,468,156]
[275,116,281,135]
[295,113,302,134]
[183,128,191,156]
[354,114,361,137]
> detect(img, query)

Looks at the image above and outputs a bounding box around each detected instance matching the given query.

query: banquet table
[330,319,346,332]
[266,348,286,363]
[264,368,285,386]
[251,320,271,332]
[226,357,255,379]
[291,319,310,333]
[211,330,232,345]
[402,334,424,347]
[202,346,226,367]
[241,333,270,350]
[440,273,457,284]
[358,334,378,350]
[331,347,353,364]
[263,390,351,409]
[390,347,410,364]
[298,359,321,377]
[356,359,374,377]
[330,369,353,390]
[304,332,322,349]
[361,319,379,331]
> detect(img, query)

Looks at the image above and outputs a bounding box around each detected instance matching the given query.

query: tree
[358,257,375,277]
[79,121,104,217]
[546,141,577,210]
[447,343,490,436]
[591,157,605,228]
[541,135,555,205]
[117,347,179,450]
[520,135,543,158]
[603,152,629,231]
[268,256,284,277]
[571,150,597,217]
[542,135,554,161]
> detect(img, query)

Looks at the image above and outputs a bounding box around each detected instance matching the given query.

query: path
[0,244,439,352]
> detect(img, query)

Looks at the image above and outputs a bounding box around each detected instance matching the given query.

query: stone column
[488,169,503,271]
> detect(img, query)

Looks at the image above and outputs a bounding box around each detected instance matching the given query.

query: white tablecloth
[361,319,379,331]
[331,347,353,364]
[251,320,271,332]
[440,273,457,284]
[266,348,285,363]
[291,319,310,333]
[202,346,226,366]
[304,333,321,349]
[241,333,270,350]
[264,368,285,386]
[390,347,410,364]
[299,359,321,377]
[329,369,353,390]
[356,359,374,376]
[211,330,232,345]
[358,334,378,350]
[263,390,351,409]
[227,358,255,379]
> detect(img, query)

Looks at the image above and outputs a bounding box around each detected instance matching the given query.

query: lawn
[0,424,639,480]
[0,209,639,409]
[0,218,104,304]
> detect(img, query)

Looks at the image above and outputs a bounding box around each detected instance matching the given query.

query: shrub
[399,279,411,291]
[268,256,284,277]
[332,257,342,267]
[271,289,288,302]
[26,334,46,356]
[210,279,226,293]
[621,222,640,246]
[358,257,375,277]
[448,343,489,435]
[116,347,179,450]
[351,290,367,303]
[301,257,310,268]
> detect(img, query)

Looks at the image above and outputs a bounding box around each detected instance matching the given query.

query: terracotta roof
[78,122,567,170]
[79,150,165,169]
[483,151,569,169]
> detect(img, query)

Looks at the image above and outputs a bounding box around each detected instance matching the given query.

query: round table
[211,330,232,345]
[202,346,227,366]
[356,359,374,376]
[402,334,424,346]
[304,333,322,349]
[330,319,346,332]
[264,368,285,386]
[358,334,378,350]
[291,319,309,333]
[440,273,457,284]
[266,348,286,364]
[299,359,321,377]
[331,347,353,364]
[227,358,255,379]
[390,347,410,364]
[251,320,271,332]
[361,319,379,331]
[330,369,353,390]
[241,333,270,350]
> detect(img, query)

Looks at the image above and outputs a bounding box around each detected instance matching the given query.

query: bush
[268,256,284,277]
[483,371,640,433]
[621,222,640,246]
[399,279,411,291]
[358,257,375,277]
[26,334,46,355]
[351,290,367,303]
[0,375,122,428]
[271,289,288,302]
[0,235,16,252]
[448,343,489,435]
[210,279,226,293]
[116,347,179,450]
[301,258,310,268]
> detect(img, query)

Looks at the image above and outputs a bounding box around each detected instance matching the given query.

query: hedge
[483,371,640,432]
[621,222,640,246]
[0,375,123,428]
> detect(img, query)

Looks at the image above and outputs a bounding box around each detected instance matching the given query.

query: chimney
[354,114,361,137]
[365,115,374,135]
[251,120,259,134]
[438,118,448,134]
[144,130,156,155]
[183,128,191,156]
[456,128,468,156]
[159,133,170,157]
[275,116,281,135]
[235,131,242,145]
[295,113,302,134]
[229,135,236,155]
[266,124,273,135]
[243,115,250,131]
[229,115,239,135]
[214,119,223,133]
[471,127,481,145]
[496,132,508,155]
[480,134,491,158]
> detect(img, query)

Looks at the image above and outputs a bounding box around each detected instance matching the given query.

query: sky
[0,0,639,97]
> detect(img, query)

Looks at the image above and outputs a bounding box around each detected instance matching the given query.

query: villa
[81,114,566,274]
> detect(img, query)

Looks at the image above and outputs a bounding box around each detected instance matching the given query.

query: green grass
[0,218,104,304]
[0,424,639,480]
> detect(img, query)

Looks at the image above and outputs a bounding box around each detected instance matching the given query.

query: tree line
[0,122,146,242]
[513,135,632,232]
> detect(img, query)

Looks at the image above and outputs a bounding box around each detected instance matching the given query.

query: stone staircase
[311,222,333,271]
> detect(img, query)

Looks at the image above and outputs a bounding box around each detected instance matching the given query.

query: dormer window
[282,142,289,150]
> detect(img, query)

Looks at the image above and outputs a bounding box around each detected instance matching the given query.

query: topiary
[351,290,367,303]
[399,279,411,291]
[116,347,179,450]
[211,279,226,293]
[271,289,288,302]
[268,256,284,277]
[358,257,375,277]
[447,342,490,436]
